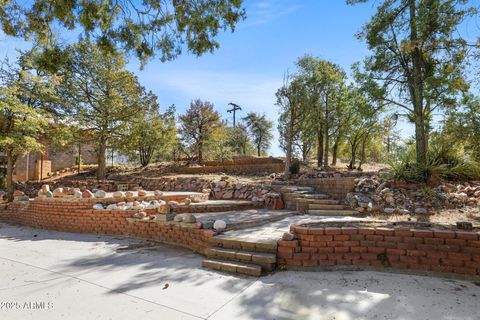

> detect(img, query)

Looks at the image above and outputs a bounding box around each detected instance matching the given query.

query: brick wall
[0,200,216,255]
[298,177,357,199]
[278,222,480,277]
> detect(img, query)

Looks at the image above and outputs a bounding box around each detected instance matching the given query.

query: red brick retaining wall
[0,200,216,255]
[278,222,480,277]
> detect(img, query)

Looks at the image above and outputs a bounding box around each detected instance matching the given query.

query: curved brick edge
[278,220,480,279]
[0,200,216,255]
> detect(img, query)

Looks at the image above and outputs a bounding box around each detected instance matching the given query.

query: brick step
[202,259,262,276]
[308,204,346,210]
[205,248,276,271]
[307,209,359,216]
[209,236,277,253]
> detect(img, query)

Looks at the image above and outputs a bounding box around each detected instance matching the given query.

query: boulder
[41,184,50,193]
[183,214,196,223]
[82,190,94,198]
[133,211,147,219]
[106,204,117,210]
[94,190,106,198]
[93,203,104,210]
[15,195,30,201]
[184,198,192,205]
[213,220,227,231]
[125,191,134,198]
[13,190,25,197]
[414,207,428,214]
[154,190,163,197]
[52,188,64,198]
[73,190,83,198]
[173,214,183,222]
[138,190,147,197]
[282,232,295,241]
[113,191,125,199]
[45,191,53,198]
[383,208,396,214]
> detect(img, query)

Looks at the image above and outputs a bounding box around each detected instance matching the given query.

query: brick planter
[0,199,216,255]
[278,220,480,278]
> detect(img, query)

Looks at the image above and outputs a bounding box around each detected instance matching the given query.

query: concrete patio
[0,223,479,320]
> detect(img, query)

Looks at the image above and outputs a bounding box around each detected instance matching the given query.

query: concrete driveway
[0,223,478,320]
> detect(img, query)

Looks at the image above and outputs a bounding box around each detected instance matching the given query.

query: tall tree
[60,40,147,180]
[295,56,348,168]
[118,101,177,167]
[277,75,309,178]
[243,112,273,157]
[0,56,55,200]
[179,99,222,162]
[348,0,474,176]
[0,0,245,65]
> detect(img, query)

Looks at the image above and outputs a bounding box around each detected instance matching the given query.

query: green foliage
[386,137,480,183]
[1,0,245,65]
[179,99,222,162]
[243,112,273,157]
[349,0,475,168]
[118,103,177,167]
[60,39,151,179]
[289,158,301,175]
[0,54,54,197]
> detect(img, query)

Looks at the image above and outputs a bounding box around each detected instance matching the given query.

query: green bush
[290,158,301,174]
[386,138,480,183]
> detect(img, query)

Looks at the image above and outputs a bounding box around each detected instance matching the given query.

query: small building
[10,143,97,182]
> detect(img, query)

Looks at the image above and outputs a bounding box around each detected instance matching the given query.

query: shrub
[290,158,301,174]
[386,138,480,183]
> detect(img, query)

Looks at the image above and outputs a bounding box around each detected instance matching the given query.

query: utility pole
[227,102,242,127]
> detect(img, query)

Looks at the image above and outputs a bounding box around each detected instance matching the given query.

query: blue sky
[2,0,478,156]
[129,0,378,156]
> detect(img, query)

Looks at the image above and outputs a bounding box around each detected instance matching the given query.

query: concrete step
[202,258,262,276]
[307,209,359,216]
[308,204,346,210]
[206,247,276,271]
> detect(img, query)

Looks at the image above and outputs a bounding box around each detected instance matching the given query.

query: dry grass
[366,206,480,228]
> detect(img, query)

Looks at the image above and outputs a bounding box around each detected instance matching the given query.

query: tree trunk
[331,135,340,166]
[323,97,329,167]
[348,138,358,170]
[316,130,323,167]
[198,141,203,163]
[77,143,82,173]
[358,136,368,171]
[97,138,107,180]
[323,129,329,168]
[257,138,261,157]
[408,0,428,171]
[6,150,15,202]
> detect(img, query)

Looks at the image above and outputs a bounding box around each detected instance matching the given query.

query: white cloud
[241,0,302,27]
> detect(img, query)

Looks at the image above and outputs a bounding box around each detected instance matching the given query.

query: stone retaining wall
[278,222,480,278]
[0,200,216,255]
[172,163,285,175]
[298,177,356,199]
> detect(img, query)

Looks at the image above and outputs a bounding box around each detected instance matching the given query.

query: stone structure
[278,220,480,277]
[12,143,97,182]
